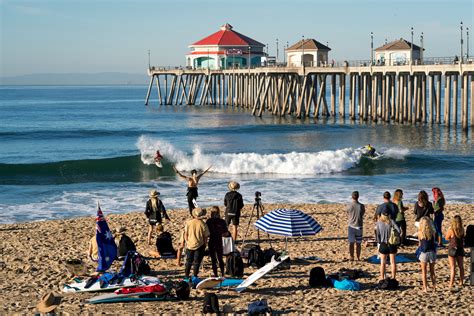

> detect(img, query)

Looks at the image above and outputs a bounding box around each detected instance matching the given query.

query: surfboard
[88,295,175,304]
[87,286,167,303]
[196,277,225,289]
[155,161,163,168]
[368,153,384,160]
[62,275,160,293]
[235,255,289,293]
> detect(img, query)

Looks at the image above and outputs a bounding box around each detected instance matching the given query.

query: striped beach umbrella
[254,208,323,237]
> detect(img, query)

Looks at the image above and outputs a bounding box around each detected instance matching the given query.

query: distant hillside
[0,72,149,85]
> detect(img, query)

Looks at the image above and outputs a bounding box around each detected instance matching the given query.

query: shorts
[419,251,436,263]
[148,218,160,226]
[348,226,363,243]
[225,214,240,226]
[379,242,397,255]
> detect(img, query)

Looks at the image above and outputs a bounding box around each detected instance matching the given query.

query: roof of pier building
[190,23,265,47]
[286,39,331,51]
[375,38,423,51]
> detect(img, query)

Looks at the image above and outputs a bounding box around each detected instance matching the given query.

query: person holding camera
[224,181,244,241]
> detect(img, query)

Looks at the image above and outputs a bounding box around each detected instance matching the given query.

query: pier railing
[145,63,474,130]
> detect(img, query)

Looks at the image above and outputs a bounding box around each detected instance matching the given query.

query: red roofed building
[186,23,265,70]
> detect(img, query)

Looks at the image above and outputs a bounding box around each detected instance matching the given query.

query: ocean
[0,85,473,224]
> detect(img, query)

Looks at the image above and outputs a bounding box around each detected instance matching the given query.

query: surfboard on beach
[62,275,160,293]
[195,277,244,289]
[235,255,289,293]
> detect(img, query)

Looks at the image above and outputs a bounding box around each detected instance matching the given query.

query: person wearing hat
[184,208,210,278]
[145,189,170,245]
[116,226,136,260]
[224,181,244,241]
[376,208,401,281]
[36,292,61,314]
[173,165,212,215]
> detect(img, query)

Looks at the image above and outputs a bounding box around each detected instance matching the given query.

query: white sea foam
[136,135,409,175]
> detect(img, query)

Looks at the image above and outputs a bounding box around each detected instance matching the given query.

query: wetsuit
[187,187,198,215]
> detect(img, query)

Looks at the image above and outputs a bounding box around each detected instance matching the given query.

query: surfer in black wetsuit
[172,165,212,215]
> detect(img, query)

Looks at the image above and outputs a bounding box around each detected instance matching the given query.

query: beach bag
[388,225,401,246]
[329,278,361,291]
[226,251,244,277]
[309,267,328,287]
[247,245,265,268]
[118,235,136,259]
[465,225,474,247]
[222,237,235,256]
[175,280,190,300]
[203,293,219,314]
[120,251,151,277]
[263,248,280,264]
[241,243,258,259]
[248,299,271,315]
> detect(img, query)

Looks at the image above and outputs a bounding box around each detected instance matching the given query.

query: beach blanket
[367,254,416,264]
[328,278,361,291]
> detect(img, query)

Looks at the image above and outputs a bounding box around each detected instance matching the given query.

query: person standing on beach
[173,165,212,215]
[224,181,244,241]
[145,190,170,245]
[375,191,399,220]
[432,187,445,246]
[206,206,229,277]
[393,189,409,245]
[445,215,465,289]
[376,209,401,280]
[417,217,437,292]
[184,208,210,279]
[414,190,434,226]
[346,191,365,261]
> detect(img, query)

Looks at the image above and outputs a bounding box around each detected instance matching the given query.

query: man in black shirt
[224,181,244,241]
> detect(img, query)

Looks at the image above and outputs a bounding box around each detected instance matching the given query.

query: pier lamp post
[420,32,424,64]
[460,21,464,63]
[302,35,305,68]
[276,38,279,64]
[286,41,289,65]
[410,27,414,65]
[467,27,470,59]
[248,46,251,70]
[207,48,210,70]
[148,49,150,69]
[370,32,373,65]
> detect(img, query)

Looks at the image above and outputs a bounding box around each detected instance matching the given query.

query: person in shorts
[346,191,365,261]
[417,216,437,292]
[145,190,170,245]
[224,181,244,241]
[376,209,401,281]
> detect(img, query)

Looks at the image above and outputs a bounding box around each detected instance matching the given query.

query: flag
[96,202,117,272]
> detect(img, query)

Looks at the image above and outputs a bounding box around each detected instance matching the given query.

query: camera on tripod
[254,191,262,203]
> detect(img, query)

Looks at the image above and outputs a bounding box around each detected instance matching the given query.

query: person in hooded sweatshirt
[224,181,244,241]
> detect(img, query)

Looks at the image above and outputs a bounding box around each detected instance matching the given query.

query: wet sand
[1,203,473,314]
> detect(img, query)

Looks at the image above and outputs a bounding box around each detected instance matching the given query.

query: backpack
[309,267,328,287]
[465,224,474,247]
[247,245,265,268]
[377,278,399,290]
[263,248,279,264]
[203,293,219,314]
[241,243,258,259]
[175,280,190,300]
[248,299,271,315]
[226,251,244,277]
[388,224,401,246]
[156,232,177,257]
[118,235,136,259]
[119,251,151,277]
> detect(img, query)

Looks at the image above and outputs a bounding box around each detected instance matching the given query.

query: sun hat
[116,226,127,234]
[149,190,160,198]
[228,181,240,191]
[37,292,61,313]
[192,208,206,218]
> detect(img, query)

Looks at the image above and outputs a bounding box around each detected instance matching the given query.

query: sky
[1,0,473,76]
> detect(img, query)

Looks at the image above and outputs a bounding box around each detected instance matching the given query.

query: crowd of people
[346,187,467,291]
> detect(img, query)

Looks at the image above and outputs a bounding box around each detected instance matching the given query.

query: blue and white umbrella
[254,208,323,237]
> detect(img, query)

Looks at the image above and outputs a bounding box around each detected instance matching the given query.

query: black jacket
[145,199,170,222]
[224,191,244,216]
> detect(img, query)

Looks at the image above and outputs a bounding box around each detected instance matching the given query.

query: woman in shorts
[418,216,437,292]
[376,209,400,281]
[445,215,465,289]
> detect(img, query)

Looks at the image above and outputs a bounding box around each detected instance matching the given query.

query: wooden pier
[145,64,474,130]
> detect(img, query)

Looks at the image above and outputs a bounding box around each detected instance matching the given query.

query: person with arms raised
[173,166,212,215]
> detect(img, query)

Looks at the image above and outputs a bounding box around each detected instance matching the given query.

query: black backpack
[226,251,244,277]
[309,267,328,287]
[203,293,219,314]
[120,251,151,277]
[247,245,265,268]
[118,235,136,259]
[248,299,271,315]
[377,278,399,290]
[465,224,474,247]
[263,248,280,264]
[175,280,190,300]
[156,232,177,257]
[241,243,258,259]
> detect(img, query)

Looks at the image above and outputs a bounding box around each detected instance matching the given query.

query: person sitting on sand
[393,189,409,245]
[224,181,244,241]
[375,191,399,221]
[414,190,434,226]
[206,206,229,277]
[87,235,99,262]
[418,217,437,292]
[173,165,212,215]
[432,187,445,247]
[346,191,365,261]
[150,224,177,258]
[445,215,465,289]
[376,209,401,281]
[116,227,136,260]
[184,208,209,279]
[145,190,170,245]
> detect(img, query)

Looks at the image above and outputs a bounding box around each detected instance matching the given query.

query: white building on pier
[286,39,331,67]
[375,38,423,65]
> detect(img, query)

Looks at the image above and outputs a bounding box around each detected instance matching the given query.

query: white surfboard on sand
[196,277,225,289]
[63,276,160,293]
[235,255,289,293]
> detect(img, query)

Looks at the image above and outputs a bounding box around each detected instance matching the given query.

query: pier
[145,64,474,130]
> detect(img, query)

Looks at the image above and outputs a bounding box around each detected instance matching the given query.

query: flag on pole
[96,202,117,272]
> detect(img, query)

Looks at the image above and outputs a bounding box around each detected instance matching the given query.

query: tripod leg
[242,205,256,246]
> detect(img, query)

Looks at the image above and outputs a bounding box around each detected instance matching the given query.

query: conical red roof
[191,23,264,47]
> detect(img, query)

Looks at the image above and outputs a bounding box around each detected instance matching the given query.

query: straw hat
[149,190,160,198]
[192,208,206,218]
[228,181,240,191]
[116,226,127,234]
[37,292,61,313]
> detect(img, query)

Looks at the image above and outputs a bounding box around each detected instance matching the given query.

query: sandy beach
[1,203,472,314]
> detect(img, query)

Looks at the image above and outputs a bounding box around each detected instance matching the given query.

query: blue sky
[1,0,472,76]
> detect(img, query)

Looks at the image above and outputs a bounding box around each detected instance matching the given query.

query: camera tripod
[242,194,268,246]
